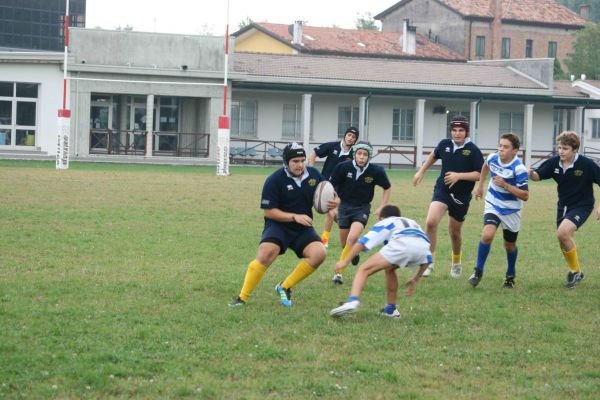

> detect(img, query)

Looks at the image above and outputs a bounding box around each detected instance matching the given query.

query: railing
[89,129,209,157]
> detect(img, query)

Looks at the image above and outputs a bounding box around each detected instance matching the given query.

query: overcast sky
[85,0,395,35]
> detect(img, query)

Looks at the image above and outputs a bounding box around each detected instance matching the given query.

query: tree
[238,17,254,30]
[355,12,379,31]
[564,23,600,80]
[555,0,600,23]
[554,58,568,80]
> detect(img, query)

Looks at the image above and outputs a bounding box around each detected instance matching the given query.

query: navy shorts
[337,203,370,229]
[432,189,472,222]
[556,205,592,229]
[260,221,321,258]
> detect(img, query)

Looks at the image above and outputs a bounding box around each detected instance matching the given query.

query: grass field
[1,160,599,399]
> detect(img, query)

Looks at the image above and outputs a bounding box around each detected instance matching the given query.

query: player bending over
[330,204,432,319]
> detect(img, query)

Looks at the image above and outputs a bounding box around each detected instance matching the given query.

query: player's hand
[405,278,417,297]
[334,261,346,274]
[327,193,340,210]
[412,172,423,186]
[294,214,313,226]
[492,176,507,189]
[443,172,460,188]
[475,186,484,200]
[596,205,600,220]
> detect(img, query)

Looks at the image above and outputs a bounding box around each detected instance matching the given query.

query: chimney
[402,19,416,55]
[292,20,303,45]
[579,5,590,20]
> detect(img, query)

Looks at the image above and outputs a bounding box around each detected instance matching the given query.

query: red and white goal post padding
[56,109,71,170]
[217,115,230,176]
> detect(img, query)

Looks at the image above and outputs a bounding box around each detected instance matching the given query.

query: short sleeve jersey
[260,166,323,219]
[329,160,391,207]
[357,216,429,251]
[484,153,529,215]
[535,154,600,208]
[313,141,353,179]
[434,138,484,195]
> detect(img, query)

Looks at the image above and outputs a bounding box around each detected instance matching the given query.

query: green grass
[1,160,599,399]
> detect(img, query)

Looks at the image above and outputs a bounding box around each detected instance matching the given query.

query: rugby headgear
[449,115,470,135]
[344,126,359,139]
[352,141,373,162]
[282,142,306,166]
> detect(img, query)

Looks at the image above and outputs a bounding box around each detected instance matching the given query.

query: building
[375,0,587,68]
[0,0,86,51]
[233,21,465,62]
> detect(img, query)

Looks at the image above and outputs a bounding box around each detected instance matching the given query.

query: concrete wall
[379,1,467,55]
[0,61,64,155]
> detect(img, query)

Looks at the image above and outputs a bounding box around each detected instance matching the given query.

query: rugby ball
[313,181,335,214]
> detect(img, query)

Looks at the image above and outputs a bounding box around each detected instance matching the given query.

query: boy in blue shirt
[309,127,358,247]
[529,131,600,288]
[413,116,484,278]
[229,143,337,308]
[330,204,432,319]
[469,133,529,288]
[329,142,392,284]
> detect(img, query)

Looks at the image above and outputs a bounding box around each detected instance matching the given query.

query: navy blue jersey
[330,160,391,206]
[434,139,484,195]
[313,141,353,179]
[535,154,600,208]
[260,166,323,223]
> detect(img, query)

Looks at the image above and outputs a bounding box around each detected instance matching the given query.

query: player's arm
[528,168,541,181]
[375,187,392,216]
[405,263,429,297]
[475,162,490,200]
[308,151,318,167]
[413,151,436,186]
[264,208,312,226]
[493,176,529,201]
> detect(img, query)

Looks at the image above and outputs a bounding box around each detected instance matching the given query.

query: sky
[85,0,395,35]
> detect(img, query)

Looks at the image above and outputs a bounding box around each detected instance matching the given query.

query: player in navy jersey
[229,143,338,308]
[329,141,392,284]
[469,133,529,288]
[413,116,484,278]
[309,127,359,247]
[330,204,432,319]
[529,131,600,288]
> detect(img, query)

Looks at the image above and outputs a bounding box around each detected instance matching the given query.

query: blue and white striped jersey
[485,153,528,215]
[357,216,429,251]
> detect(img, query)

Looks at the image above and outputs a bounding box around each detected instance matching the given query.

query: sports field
[1,160,599,399]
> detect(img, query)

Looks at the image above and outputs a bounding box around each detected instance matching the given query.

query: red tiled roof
[240,22,465,61]
[378,0,586,27]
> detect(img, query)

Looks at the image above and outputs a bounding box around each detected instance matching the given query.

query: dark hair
[556,131,580,151]
[282,142,306,164]
[449,115,469,135]
[380,204,401,218]
[500,133,521,150]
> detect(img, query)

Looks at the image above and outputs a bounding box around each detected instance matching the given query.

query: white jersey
[485,153,529,215]
[357,216,429,251]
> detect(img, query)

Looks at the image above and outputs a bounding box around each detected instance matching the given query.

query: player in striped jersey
[330,204,432,319]
[469,133,529,288]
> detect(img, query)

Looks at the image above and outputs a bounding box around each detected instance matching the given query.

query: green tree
[355,12,379,31]
[554,58,568,80]
[564,23,600,80]
[238,17,254,30]
[555,0,600,23]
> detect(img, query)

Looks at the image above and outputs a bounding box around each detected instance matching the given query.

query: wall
[235,31,295,55]
[380,1,467,55]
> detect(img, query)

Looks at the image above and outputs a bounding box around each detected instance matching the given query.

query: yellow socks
[282,260,316,289]
[562,247,580,273]
[452,252,462,265]
[338,245,352,273]
[321,231,330,242]
[239,260,267,302]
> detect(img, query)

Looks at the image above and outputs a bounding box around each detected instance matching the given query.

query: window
[392,108,414,141]
[0,81,38,147]
[501,37,511,58]
[231,100,257,137]
[475,36,485,58]
[592,119,600,139]
[282,104,301,139]
[499,112,524,138]
[337,106,359,138]
[525,39,533,58]
[548,41,557,58]
[158,97,178,132]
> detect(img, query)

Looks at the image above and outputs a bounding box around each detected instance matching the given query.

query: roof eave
[501,19,585,30]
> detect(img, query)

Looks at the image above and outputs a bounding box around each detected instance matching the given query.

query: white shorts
[379,235,432,269]
[484,203,521,232]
